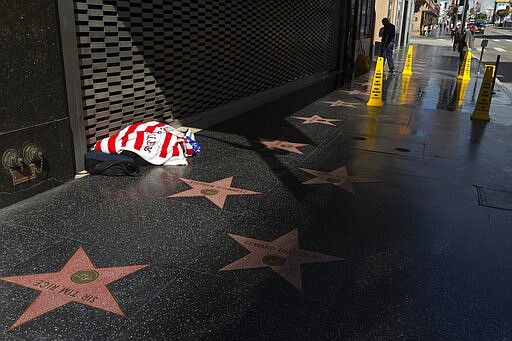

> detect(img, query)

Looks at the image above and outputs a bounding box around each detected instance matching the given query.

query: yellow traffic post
[471,65,495,121]
[402,45,414,75]
[457,50,472,81]
[367,57,384,107]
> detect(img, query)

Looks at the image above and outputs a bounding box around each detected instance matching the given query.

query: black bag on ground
[84,150,140,176]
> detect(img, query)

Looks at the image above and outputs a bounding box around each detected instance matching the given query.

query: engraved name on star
[300,166,358,193]
[292,115,341,126]
[260,140,309,154]
[219,229,343,291]
[322,100,358,108]
[0,247,149,330]
[168,176,261,208]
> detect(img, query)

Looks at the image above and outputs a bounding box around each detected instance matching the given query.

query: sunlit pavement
[0,41,511,340]
[412,25,512,95]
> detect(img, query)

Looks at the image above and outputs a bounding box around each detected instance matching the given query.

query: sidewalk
[1,43,511,340]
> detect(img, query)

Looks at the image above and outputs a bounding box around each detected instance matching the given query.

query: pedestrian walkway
[1,43,511,340]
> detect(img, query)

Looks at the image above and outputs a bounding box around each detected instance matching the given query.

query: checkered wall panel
[74,0,337,147]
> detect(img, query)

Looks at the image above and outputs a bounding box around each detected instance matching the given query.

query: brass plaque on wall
[10,165,37,186]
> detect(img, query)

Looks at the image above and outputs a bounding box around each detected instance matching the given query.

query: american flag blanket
[93,121,198,165]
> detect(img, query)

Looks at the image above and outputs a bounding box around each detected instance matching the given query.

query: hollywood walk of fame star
[299,166,364,193]
[322,100,358,108]
[168,176,261,209]
[0,247,149,330]
[219,229,343,291]
[292,115,341,126]
[341,89,369,95]
[260,139,309,154]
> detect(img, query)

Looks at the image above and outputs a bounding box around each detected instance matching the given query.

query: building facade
[373,0,415,54]
[412,0,440,35]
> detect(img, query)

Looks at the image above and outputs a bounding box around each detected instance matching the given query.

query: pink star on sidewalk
[300,166,357,193]
[322,100,358,108]
[220,229,343,291]
[260,139,309,154]
[0,247,148,330]
[168,177,261,208]
[292,115,341,126]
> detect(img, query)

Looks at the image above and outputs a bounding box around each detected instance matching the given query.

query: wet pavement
[1,42,511,340]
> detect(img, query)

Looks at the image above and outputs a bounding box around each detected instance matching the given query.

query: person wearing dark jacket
[381,18,396,73]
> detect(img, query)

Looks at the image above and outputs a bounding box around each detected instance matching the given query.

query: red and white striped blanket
[93,121,195,165]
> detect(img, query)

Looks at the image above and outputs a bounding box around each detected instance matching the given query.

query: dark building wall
[0,1,75,208]
[71,0,344,148]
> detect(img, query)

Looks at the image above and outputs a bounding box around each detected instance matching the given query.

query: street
[474,25,512,90]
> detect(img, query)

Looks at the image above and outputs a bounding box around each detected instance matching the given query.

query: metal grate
[73,0,337,148]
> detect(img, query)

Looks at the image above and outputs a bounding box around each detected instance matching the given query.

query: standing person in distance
[381,18,396,73]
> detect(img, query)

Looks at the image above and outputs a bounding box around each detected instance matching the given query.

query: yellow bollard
[471,65,495,121]
[402,45,414,75]
[457,50,472,81]
[367,57,384,107]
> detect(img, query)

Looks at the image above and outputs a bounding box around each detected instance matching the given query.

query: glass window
[358,0,375,38]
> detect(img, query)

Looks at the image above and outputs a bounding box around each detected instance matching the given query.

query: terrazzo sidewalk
[1,43,511,340]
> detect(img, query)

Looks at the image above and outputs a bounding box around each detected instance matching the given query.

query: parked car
[475,19,486,34]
